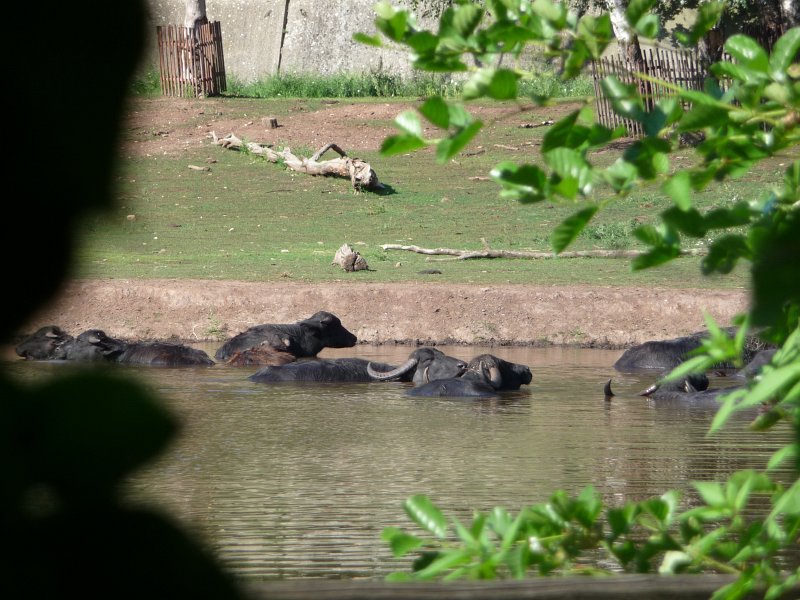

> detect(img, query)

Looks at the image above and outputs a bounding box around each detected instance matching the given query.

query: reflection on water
[4,345,794,581]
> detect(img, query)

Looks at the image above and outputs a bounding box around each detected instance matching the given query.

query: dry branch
[381,243,707,261]
[210,132,382,191]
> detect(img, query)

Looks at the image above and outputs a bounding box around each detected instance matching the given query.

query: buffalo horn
[640,383,658,397]
[367,358,418,381]
[603,379,615,398]
[487,366,503,389]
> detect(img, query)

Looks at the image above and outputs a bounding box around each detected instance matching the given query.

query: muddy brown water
[5,345,794,581]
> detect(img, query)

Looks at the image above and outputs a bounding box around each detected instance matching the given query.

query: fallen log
[380,243,707,260]
[210,132,383,191]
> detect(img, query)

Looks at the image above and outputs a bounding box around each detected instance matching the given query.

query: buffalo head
[15,325,74,360]
[367,347,467,385]
[466,354,532,391]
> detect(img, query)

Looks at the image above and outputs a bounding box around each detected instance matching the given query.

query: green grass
[130,67,594,101]
[74,95,788,290]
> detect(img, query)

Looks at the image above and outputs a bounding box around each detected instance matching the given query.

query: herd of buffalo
[12,311,776,404]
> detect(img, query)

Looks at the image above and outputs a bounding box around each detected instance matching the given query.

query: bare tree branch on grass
[210,132,383,191]
[381,240,707,261]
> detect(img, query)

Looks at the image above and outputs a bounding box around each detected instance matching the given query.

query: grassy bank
[72,93,785,290]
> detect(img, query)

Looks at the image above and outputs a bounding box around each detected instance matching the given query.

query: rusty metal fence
[157,21,226,97]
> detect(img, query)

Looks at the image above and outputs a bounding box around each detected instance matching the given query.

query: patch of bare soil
[21,279,749,350]
[18,98,748,349]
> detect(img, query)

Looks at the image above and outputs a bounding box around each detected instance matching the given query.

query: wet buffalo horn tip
[684,379,697,393]
[640,383,658,397]
[603,379,614,398]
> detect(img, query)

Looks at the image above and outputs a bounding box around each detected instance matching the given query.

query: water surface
[5,345,792,581]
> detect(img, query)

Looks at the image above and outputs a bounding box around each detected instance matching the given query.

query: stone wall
[144,0,445,82]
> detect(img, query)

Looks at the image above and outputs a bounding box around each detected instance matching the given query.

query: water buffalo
[405,354,532,398]
[249,358,396,383]
[465,354,532,391]
[63,329,128,361]
[214,311,357,362]
[732,348,777,380]
[366,347,468,386]
[15,325,74,360]
[17,327,214,367]
[613,327,772,372]
[113,342,213,367]
[406,370,499,398]
[225,342,297,367]
[251,347,468,385]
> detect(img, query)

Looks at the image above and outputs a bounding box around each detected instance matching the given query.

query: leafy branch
[360,1,800,597]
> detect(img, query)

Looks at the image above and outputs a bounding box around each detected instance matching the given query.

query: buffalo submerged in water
[215,311,357,363]
[404,354,533,398]
[248,347,468,384]
[15,326,215,367]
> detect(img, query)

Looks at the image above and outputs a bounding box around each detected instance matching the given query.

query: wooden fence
[157,21,226,97]
[591,47,710,137]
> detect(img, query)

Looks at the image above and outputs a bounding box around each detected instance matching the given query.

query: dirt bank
[18,279,750,349]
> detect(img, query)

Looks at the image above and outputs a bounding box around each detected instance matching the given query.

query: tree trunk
[608,0,643,65]
[184,0,208,28]
[211,133,384,192]
[781,0,799,26]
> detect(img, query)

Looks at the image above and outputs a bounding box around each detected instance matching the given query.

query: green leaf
[463,68,493,100]
[769,27,800,78]
[488,69,519,100]
[413,548,474,579]
[380,133,427,156]
[541,111,579,152]
[452,3,483,37]
[725,34,769,73]
[675,1,724,47]
[375,9,410,43]
[353,32,383,47]
[403,495,448,538]
[742,363,800,406]
[634,14,659,39]
[406,31,439,54]
[491,162,550,203]
[663,172,692,211]
[625,0,657,28]
[694,481,726,507]
[436,120,482,163]
[532,0,566,26]
[576,14,613,59]
[701,235,749,275]
[678,102,729,131]
[551,206,598,254]
[659,550,691,574]
[394,110,423,136]
[608,504,638,538]
[562,39,590,79]
[601,76,645,121]
[382,527,425,557]
[662,206,705,237]
[769,479,800,520]
[767,444,797,471]
[419,96,450,130]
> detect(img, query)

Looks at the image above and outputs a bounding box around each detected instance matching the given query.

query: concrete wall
[144,0,443,82]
